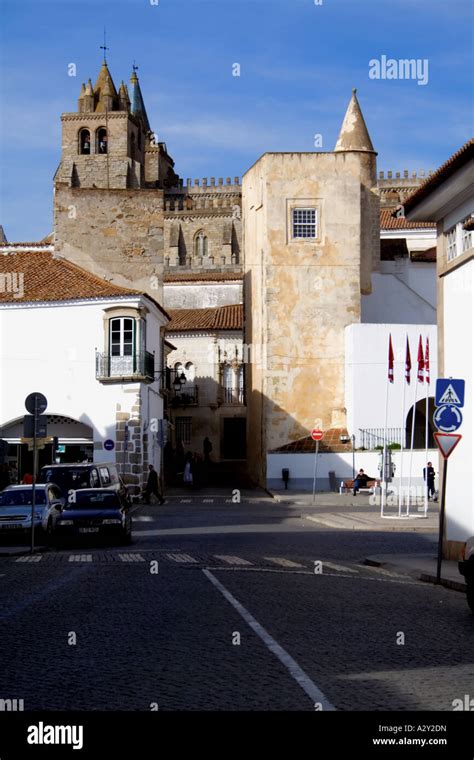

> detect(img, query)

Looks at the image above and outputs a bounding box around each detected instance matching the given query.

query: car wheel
[46,519,55,546]
[466,581,474,614]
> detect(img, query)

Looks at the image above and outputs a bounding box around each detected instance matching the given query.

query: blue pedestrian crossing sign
[435,379,465,408]
[433,405,463,433]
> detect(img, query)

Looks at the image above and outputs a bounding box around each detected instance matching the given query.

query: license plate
[0,524,22,530]
[79,527,99,533]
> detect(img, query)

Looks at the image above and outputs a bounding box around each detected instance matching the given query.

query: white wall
[443,259,473,542]
[0,296,165,468]
[345,323,438,447]
[267,449,438,491]
[163,282,243,309]
[362,260,436,324]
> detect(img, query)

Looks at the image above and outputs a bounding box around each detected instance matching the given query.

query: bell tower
[53,59,178,297]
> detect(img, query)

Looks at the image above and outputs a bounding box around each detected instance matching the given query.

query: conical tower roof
[334,89,375,153]
[129,68,151,132]
[94,62,118,111]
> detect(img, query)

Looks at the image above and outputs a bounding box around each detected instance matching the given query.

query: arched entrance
[0,415,93,484]
[405,397,436,449]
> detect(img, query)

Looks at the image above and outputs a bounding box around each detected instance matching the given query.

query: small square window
[292,208,317,239]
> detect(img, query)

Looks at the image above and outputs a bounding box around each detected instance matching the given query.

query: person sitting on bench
[353,469,374,495]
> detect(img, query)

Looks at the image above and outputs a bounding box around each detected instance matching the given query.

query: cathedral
[1,59,437,489]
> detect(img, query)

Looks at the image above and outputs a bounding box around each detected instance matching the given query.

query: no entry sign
[311,429,323,441]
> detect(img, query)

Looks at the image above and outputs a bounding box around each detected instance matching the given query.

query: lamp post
[340,433,355,480]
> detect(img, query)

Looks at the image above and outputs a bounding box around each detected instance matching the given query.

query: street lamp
[340,433,355,480]
[173,372,186,392]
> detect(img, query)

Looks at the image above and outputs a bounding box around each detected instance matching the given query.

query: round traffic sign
[311,429,323,441]
[25,392,48,415]
[104,439,115,451]
[433,405,463,433]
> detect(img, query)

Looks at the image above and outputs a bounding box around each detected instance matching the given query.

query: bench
[339,479,379,494]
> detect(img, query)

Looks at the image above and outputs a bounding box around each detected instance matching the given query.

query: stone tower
[54,62,179,296]
[243,90,379,486]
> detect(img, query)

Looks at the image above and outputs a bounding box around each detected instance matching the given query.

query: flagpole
[381,375,390,517]
[424,336,430,517]
[398,372,407,518]
[406,375,417,515]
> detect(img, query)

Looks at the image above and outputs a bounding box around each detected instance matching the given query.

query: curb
[365,557,466,593]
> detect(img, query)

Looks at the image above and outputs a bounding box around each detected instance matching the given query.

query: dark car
[40,463,130,505]
[459,537,474,613]
[51,489,132,546]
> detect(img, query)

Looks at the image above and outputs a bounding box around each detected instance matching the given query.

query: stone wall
[243,151,379,485]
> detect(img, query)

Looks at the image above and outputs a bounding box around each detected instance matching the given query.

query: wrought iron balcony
[95,351,155,383]
[170,385,199,407]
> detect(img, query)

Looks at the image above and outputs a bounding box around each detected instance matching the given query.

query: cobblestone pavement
[0,497,472,711]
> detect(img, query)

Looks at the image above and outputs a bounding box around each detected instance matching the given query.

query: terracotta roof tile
[380,208,434,230]
[164,272,243,283]
[403,139,474,215]
[271,428,352,454]
[0,250,169,319]
[166,304,243,332]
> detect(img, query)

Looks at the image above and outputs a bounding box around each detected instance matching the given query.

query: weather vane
[100,28,109,63]
[132,60,139,73]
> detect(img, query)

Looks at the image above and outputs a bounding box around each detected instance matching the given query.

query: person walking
[144,464,165,505]
[183,452,193,487]
[203,436,212,463]
[423,461,436,500]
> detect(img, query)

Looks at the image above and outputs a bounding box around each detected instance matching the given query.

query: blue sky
[0,0,472,241]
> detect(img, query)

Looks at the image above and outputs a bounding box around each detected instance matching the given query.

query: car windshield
[40,468,92,492]
[65,492,120,510]
[0,489,47,506]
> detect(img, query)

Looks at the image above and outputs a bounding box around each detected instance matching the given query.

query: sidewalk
[365,552,466,592]
[270,489,439,532]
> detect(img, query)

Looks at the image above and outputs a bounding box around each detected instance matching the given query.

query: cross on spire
[100,28,109,63]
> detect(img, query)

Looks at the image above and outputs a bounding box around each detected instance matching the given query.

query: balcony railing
[223,387,245,405]
[96,351,155,383]
[170,385,199,406]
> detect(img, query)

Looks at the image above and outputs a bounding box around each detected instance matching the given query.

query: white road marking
[15,555,43,563]
[203,569,335,710]
[264,557,304,568]
[203,499,214,503]
[68,554,93,563]
[166,553,197,564]
[118,553,145,562]
[214,555,253,566]
[323,561,358,574]
[180,499,192,503]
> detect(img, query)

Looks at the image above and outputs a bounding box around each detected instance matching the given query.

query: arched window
[79,129,91,155]
[97,128,108,154]
[194,230,208,258]
[185,362,195,382]
[109,317,135,376]
[130,133,136,159]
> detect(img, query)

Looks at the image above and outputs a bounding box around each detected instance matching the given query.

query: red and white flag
[405,336,411,384]
[388,334,394,383]
[425,336,430,385]
[417,335,424,383]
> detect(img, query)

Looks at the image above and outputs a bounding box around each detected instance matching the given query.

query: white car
[0,484,65,539]
[459,537,474,614]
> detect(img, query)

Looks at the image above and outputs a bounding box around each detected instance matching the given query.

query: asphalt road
[0,496,472,712]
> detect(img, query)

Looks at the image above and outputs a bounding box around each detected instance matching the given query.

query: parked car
[0,484,64,538]
[51,488,132,545]
[40,463,130,505]
[458,537,474,613]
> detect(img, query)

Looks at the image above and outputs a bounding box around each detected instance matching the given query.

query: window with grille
[176,417,192,445]
[462,220,473,253]
[446,227,457,261]
[292,208,317,239]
